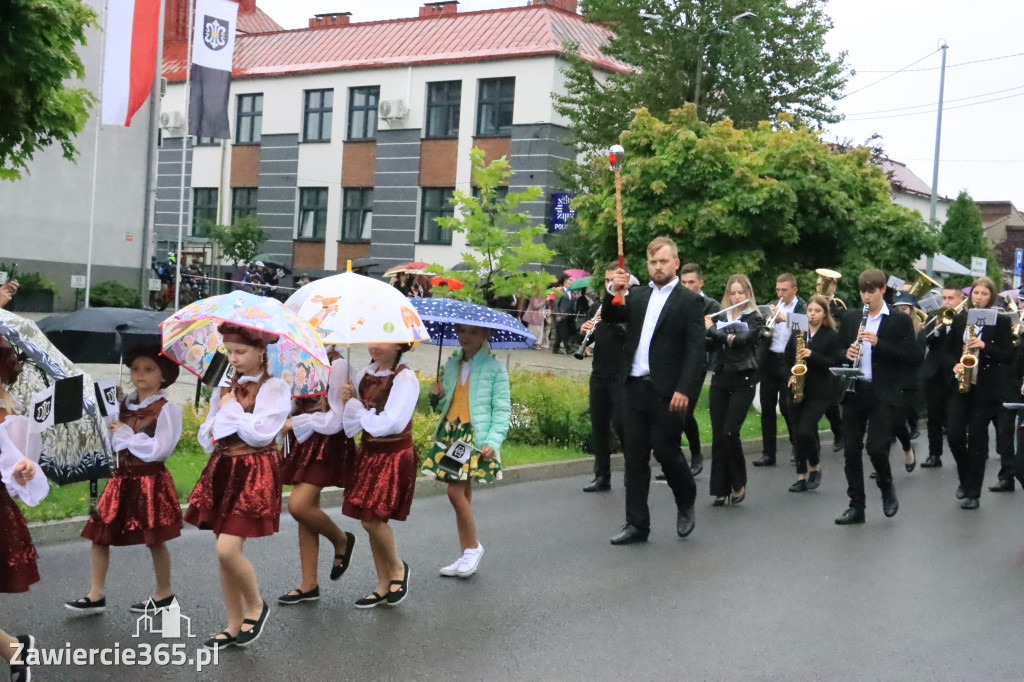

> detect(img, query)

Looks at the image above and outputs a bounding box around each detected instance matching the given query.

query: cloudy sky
[255,0,1024,208]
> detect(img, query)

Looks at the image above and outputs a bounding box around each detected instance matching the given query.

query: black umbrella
[37,307,166,363]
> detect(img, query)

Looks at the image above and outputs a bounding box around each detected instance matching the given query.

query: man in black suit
[920,285,963,468]
[676,263,720,476]
[604,237,705,544]
[755,273,806,466]
[835,269,923,525]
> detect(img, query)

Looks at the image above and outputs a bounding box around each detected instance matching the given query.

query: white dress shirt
[342,363,419,438]
[291,357,354,443]
[0,415,49,506]
[198,373,291,453]
[110,391,183,463]
[859,302,889,381]
[630,278,679,378]
[769,297,800,353]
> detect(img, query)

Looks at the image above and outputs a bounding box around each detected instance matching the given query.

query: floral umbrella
[285,271,431,345]
[161,291,329,397]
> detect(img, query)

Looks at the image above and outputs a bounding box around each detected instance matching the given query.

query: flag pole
[84,0,111,309]
[175,0,196,311]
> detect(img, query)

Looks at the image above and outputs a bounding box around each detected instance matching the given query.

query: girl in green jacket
[424,324,511,578]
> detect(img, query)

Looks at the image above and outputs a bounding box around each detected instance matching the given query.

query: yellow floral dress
[421,372,502,483]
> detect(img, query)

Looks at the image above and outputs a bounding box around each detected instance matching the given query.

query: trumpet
[760,297,786,340]
[958,326,979,393]
[791,329,807,403]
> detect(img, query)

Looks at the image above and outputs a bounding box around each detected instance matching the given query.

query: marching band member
[815,269,846,452]
[705,275,763,505]
[677,263,721,477]
[920,285,964,469]
[835,270,922,525]
[945,278,1013,509]
[889,293,926,473]
[754,273,805,467]
[783,295,842,493]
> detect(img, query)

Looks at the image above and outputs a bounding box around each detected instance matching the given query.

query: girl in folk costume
[278,345,357,605]
[423,324,511,578]
[340,343,418,608]
[66,347,184,616]
[0,338,48,682]
[185,323,289,649]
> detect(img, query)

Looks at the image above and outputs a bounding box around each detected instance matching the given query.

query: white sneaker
[439,556,465,577]
[456,545,484,578]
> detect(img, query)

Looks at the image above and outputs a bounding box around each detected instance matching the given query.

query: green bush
[88,280,141,308]
[0,262,59,294]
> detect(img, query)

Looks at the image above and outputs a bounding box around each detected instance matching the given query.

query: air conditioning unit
[159,111,185,132]
[378,99,408,120]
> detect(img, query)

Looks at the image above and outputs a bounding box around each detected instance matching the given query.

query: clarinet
[846,303,871,393]
[574,305,602,360]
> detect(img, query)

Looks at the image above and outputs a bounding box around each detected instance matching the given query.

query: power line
[838,49,939,100]
[844,90,1024,121]
[901,158,1024,163]
[855,50,1024,73]
[845,84,1024,116]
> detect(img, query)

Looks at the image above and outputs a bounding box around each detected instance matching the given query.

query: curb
[28,432,836,547]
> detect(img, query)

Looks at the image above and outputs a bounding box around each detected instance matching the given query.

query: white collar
[648,277,679,293]
[366,362,403,377]
[125,390,168,410]
[868,302,890,319]
[236,372,266,385]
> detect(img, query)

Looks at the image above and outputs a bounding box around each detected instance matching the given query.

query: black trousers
[892,389,917,452]
[788,395,831,475]
[826,401,843,440]
[842,383,895,510]
[623,378,697,532]
[1008,413,1024,484]
[924,374,951,459]
[947,392,1012,499]
[553,318,576,352]
[708,371,756,497]
[682,371,708,460]
[589,374,625,481]
[760,352,792,459]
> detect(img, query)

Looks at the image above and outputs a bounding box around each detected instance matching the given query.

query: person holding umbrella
[423,324,511,578]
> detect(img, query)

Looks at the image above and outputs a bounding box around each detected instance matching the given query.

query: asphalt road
[4,443,1023,681]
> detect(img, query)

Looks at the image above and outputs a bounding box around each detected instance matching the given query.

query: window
[236,93,263,144]
[303,89,333,142]
[347,86,379,140]
[195,135,219,146]
[425,80,461,138]
[192,188,219,237]
[298,188,328,240]
[341,188,373,242]
[232,188,258,220]
[476,77,515,136]
[420,188,454,245]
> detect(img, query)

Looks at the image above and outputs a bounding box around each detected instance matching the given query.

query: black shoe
[552,349,563,355]
[583,478,611,492]
[989,479,1015,493]
[955,485,966,500]
[278,585,320,605]
[806,470,822,490]
[354,591,388,609]
[712,496,727,507]
[690,454,704,477]
[960,497,980,510]
[835,507,865,525]
[910,429,920,440]
[202,631,237,650]
[129,594,176,614]
[9,634,36,682]
[753,456,776,467]
[921,455,942,468]
[905,447,916,473]
[610,524,649,545]
[869,471,878,479]
[64,596,106,615]
[832,441,844,453]
[881,488,899,518]
[330,531,357,581]
[730,489,746,505]
[789,479,808,492]
[235,600,270,647]
[386,562,411,606]
[676,507,696,538]
[654,472,667,481]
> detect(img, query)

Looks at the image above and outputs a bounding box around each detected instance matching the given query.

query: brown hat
[0,337,22,386]
[124,346,180,389]
[217,322,279,348]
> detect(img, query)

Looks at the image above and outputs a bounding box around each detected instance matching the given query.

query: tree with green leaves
[208,216,266,267]
[0,0,97,180]
[554,0,849,154]
[571,105,936,300]
[432,148,555,305]
[941,190,1002,285]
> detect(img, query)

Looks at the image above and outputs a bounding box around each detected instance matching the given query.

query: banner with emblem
[29,376,84,434]
[94,380,120,420]
[189,0,239,139]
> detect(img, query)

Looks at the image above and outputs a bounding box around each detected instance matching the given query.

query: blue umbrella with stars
[409,297,537,375]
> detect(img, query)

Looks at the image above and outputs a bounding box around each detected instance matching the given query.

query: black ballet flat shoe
[955,485,966,500]
[789,479,808,493]
[278,586,320,605]
[9,634,36,682]
[960,497,980,510]
[610,524,649,545]
[905,447,917,473]
[386,562,411,606]
[64,596,106,615]
[354,592,387,609]
[712,496,727,507]
[235,600,270,647]
[331,531,357,581]
[129,594,176,614]
[835,507,865,525]
[730,490,745,505]
[202,631,236,650]
[920,455,942,468]
[806,470,822,490]
[989,479,1015,493]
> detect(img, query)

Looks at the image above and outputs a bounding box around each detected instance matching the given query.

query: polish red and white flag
[101,0,161,126]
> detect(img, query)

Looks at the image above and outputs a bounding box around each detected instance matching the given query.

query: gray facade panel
[259,147,300,162]
[369,129,419,266]
[373,186,420,203]
[257,136,299,266]
[258,187,297,202]
[370,243,417,260]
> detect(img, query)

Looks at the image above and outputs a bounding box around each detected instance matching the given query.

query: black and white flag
[189,0,238,139]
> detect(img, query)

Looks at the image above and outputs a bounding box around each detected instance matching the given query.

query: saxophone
[958,327,978,394]
[791,330,807,403]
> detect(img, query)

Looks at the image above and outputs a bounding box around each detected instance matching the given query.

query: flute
[708,299,750,319]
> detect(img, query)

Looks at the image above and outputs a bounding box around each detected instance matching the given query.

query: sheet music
[787,313,809,333]
[966,308,997,326]
[717,320,749,332]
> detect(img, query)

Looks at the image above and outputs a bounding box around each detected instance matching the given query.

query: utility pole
[925,40,948,278]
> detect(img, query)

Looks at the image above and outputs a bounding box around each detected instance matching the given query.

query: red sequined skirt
[0,486,40,593]
[281,432,357,489]
[342,433,418,523]
[81,461,183,547]
[184,446,282,538]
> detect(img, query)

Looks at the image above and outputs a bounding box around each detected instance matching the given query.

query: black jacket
[921,320,956,383]
[587,299,628,381]
[602,282,706,401]
[707,311,764,375]
[838,307,922,406]
[783,324,843,400]
[946,311,1014,403]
